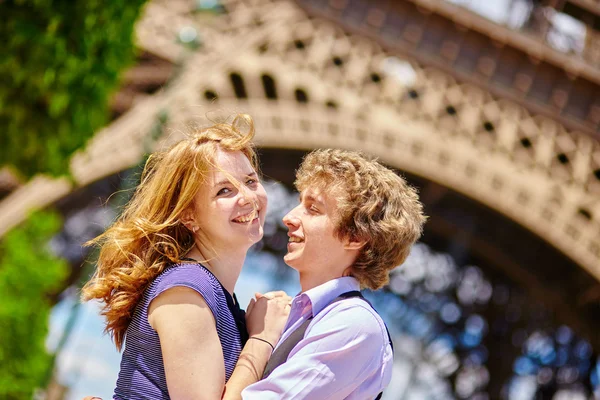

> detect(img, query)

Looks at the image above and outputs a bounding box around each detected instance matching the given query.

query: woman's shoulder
[149,263,224,303]
[156,262,216,283]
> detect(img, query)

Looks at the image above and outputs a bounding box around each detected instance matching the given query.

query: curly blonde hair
[81,114,258,350]
[295,149,426,290]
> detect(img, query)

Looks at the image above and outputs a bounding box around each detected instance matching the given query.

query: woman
[82,114,290,399]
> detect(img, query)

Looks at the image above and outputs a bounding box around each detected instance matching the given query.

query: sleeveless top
[113,262,248,400]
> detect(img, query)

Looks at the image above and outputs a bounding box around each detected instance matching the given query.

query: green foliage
[0,210,69,399]
[0,0,148,179]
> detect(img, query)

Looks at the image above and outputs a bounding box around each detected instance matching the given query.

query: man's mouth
[288,235,304,243]
[232,211,258,223]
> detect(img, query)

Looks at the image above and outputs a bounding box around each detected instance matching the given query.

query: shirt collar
[299,276,360,317]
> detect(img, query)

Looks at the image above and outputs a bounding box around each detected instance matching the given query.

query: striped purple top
[113,263,246,399]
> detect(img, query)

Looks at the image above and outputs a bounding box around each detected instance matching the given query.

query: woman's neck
[185,243,247,294]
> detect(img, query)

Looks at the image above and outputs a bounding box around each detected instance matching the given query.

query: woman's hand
[223,291,292,399]
[245,291,291,346]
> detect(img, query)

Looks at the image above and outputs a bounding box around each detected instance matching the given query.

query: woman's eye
[217,188,231,196]
[309,205,319,213]
[246,178,257,185]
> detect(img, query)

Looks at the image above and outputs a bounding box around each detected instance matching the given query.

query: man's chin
[283,254,300,269]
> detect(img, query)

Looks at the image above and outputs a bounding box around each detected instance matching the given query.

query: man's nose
[282,206,301,228]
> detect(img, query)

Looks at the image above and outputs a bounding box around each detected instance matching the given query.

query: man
[241,149,426,399]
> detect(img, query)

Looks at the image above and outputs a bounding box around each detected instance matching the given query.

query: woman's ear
[179,208,196,232]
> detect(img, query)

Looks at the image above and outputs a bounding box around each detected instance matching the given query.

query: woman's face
[190,149,268,252]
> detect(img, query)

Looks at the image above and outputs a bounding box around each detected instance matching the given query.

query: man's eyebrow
[215,171,257,187]
[303,193,323,205]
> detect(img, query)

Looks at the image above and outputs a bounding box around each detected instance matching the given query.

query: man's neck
[299,271,344,293]
[298,259,356,292]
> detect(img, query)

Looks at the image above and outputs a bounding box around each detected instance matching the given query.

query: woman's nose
[238,188,255,206]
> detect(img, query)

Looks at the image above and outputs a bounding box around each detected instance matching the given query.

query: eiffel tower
[4,0,600,397]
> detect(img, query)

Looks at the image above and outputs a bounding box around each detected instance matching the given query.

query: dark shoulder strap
[262,290,393,383]
[345,291,394,352]
[262,315,313,379]
[335,292,392,400]
[180,258,249,345]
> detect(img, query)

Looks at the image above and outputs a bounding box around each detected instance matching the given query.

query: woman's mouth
[232,211,258,224]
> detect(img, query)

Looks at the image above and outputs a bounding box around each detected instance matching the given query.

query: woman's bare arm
[222,292,291,400]
[83,290,290,400]
[149,286,226,400]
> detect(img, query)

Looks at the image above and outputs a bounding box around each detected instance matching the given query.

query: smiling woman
[80,114,290,400]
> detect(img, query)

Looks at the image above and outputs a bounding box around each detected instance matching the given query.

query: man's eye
[309,206,319,213]
[217,188,231,196]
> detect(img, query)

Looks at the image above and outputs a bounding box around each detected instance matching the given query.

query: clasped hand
[245,291,292,347]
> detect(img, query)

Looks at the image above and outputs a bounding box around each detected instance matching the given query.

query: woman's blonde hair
[295,149,426,290]
[81,114,257,350]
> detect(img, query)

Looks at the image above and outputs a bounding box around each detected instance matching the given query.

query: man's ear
[343,236,366,251]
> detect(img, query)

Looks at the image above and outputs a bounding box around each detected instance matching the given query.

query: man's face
[282,186,349,274]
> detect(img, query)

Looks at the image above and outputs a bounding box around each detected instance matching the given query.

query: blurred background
[1,0,600,398]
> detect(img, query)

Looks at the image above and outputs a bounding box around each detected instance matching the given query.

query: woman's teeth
[234,212,256,223]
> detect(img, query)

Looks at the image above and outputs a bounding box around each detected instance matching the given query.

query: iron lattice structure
[1,0,599,295]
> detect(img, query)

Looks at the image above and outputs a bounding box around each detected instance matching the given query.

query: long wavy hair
[81,114,258,350]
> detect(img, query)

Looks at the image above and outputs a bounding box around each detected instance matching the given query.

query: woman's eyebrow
[214,179,232,187]
[214,171,258,187]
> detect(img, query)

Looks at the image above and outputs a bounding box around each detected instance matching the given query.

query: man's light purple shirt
[242,277,393,399]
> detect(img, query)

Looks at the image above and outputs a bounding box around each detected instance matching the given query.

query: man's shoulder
[311,296,389,340]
